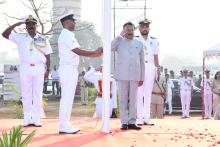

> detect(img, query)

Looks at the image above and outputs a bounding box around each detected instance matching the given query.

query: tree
[0,0,5,4]
[1,0,102,68]
[1,0,54,35]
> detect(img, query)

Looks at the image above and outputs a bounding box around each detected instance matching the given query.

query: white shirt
[58,29,80,66]
[9,32,52,64]
[51,69,59,80]
[136,36,159,63]
[200,77,212,92]
[178,77,194,91]
[167,79,174,95]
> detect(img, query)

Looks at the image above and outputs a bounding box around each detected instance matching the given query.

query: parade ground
[1,98,220,147]
[1,116,220,147]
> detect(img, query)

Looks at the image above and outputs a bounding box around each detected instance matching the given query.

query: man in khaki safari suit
[151,72,166,119]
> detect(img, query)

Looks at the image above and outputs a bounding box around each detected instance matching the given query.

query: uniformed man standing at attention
[165,74,174,115]
[2,15,52,127]
[178,69,194,118]
[58,12,102,134]
[136,18,160,125]
[79,70,89,105]
[201,69,212,119]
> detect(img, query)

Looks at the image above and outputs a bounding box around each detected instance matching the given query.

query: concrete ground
[1,117,220,147]
[1,97,220,147]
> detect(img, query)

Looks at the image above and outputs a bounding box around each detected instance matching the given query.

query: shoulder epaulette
[38,34,46,38]
[150,36,157,39]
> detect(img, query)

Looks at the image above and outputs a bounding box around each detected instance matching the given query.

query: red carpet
[1,117,220,147]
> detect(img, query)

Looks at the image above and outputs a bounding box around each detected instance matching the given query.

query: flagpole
[102,0,112,133]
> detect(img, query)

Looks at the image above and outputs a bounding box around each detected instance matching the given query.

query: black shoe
[23,123,34,127]
[143,122,155,126]
[111,110,117,118]
[128,124,142,130]
[33,124,42,127]
[120,124,128,130]
[59,130,80,134]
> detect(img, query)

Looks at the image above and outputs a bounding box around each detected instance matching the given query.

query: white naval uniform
[9,32,52,124]
[84,68,117,118]
[200,78,212,118]
[178,77,194,117]
[136,36,159,124]
[166,79,174,114]
[58,28,80,132]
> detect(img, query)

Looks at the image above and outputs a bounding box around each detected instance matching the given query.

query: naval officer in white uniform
[178,69,194,118]
[136,18,160,125]
[2,15,52,127]
[201,69,212,119]
[58,12,102,134]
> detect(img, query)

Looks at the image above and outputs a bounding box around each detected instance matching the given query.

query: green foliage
[4,83,20,100]
[88,87,97,107]
[4,83,23,118]
[7,100,23,119]
[5,83,47,119]
[0,125,35,147]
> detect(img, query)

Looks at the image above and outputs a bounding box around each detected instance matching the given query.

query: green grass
[0,125,35,147]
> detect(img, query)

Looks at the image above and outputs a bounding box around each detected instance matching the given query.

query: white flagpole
[102,0,112,133]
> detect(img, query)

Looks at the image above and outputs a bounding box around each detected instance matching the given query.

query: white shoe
[33,121,42,127]
[23,121,32,127]
[23,119,33,127]
[143,119,154,125]
[136,119,144,125]
[59,127,80,134]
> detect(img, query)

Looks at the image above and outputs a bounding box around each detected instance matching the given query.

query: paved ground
[1,117,220,147]
[1,97,220,147]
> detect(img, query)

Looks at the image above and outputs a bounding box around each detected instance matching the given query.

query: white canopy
[203,43,220,58]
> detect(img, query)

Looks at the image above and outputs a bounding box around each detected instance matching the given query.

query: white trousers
[58,65,78,129]
[167,94,172,114]
[180,90,191,117]
[204,91,212,117]
[20,64,45,123]
[137,63,156,122]
[95,97,113,118]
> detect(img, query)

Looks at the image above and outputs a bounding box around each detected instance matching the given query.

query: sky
[81,0,220,67]
[1,0,220,71]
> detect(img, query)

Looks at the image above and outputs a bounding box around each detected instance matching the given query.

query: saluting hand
[120,29,126,37]
[16,21,25,26]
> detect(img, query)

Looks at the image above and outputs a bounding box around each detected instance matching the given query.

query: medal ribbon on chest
[33,36,47,49]
[144,45,148,55]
